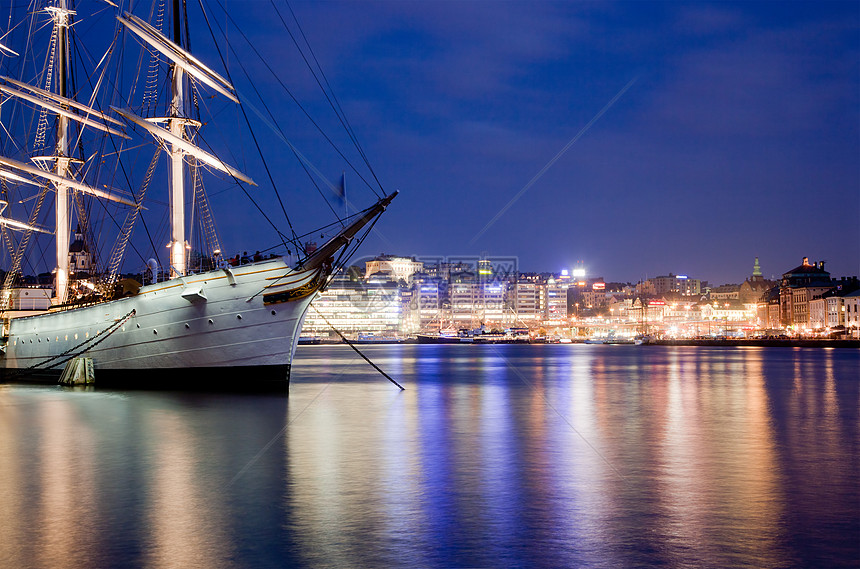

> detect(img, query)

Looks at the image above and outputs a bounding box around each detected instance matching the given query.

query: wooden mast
[168,0,187,278]
[51,1,73,303]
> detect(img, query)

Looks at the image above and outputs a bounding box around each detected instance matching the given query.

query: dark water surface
[1,345,858,568]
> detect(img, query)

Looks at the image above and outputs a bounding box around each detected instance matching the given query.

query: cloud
[648,15,858,140]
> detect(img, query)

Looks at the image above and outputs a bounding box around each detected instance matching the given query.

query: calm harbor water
[1,344,858,568]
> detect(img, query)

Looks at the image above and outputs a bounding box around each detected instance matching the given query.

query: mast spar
[168,0,187,278]
[49,1,73,304]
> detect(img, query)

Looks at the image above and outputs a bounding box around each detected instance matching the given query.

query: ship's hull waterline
[0,257,321,390]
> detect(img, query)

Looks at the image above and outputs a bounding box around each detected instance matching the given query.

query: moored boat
[0,1,395,389]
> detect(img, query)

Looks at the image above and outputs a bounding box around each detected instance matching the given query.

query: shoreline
[301,338,860,348]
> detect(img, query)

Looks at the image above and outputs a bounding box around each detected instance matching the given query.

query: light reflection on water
[0,345,858,568]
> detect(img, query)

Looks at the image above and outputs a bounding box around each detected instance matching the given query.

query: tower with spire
[740,257,775,304]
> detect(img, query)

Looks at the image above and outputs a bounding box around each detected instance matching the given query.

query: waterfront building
[606,296,632,323]
[515,282,542,324]
[542,278,569,323]
[710,284,740,301]
[663,299,699,324]
[778,257,832,329]
[809,295,828,331]
[69,226,93,278]
[410,278,443,333]
[757,286,781,330]
[825,294,844,329]
[481,281,509,325]
[844,290,860,336]
[649,273,701,296]
[445,281,512,328]
[450,282,478,326]
[700,299,752,322]
[567,279,608,316]
[739,258,776,304]
[630,298,667,328]
[364,255,423,283]
[634,280,656,298]
[304,276,402,338]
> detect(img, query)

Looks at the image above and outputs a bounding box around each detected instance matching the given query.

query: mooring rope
[309,304,404,391]
[4,308,136,379]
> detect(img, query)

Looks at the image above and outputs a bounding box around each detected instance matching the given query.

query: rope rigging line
[309,303,404,391]
[195,0,300,250]
[212,0,383,199]
[222,52,344,226]
[278,0,386,198]
[0,182,50,312]
[103,147,160,290]
[189,126,297,249]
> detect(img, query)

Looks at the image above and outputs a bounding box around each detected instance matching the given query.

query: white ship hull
[1,257,324,389]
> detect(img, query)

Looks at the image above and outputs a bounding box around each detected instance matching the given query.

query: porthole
[85,332,89,338]
[74,334,78,340]
[153,329,157,335]
[237,314,242,320]
[208,319,214,324]
[65,335,68,341]
[271,310,276,316]
[185,323,190,329]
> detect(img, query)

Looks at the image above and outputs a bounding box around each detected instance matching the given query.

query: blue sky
[217,0,857,285]
[6,1,857,285]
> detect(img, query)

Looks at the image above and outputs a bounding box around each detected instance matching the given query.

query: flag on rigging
[334,172,345,205]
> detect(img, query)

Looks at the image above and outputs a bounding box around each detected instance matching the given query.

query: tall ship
[0,1,395,388]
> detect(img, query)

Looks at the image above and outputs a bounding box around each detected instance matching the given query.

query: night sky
[226,0,857,286]
[7,1,858,286]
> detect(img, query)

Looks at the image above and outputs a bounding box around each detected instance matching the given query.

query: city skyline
[350,252,847,288]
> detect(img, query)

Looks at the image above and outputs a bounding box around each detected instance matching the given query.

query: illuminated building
[606,296,633,322]
[448,282,511,327]
[809,279,860,332]
[710,284,741,301]
[631,298,668,325]
[68,226,93,277]
[634,280,656,297]
[757,287,781,330]
[650,273,701,296]
[304,276,402,338]
[700,300,753,322]
[778,257,832,328]
[542,278,568,321]
[739,257,775,303]
[409,278,442,333]
[844,290,860,336]
[364,255,423,283]
[515,283,542,323]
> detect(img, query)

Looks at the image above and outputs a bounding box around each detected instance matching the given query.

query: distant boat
[353,333,405,344]
[634,334,655,345]
[417,327,531,344]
